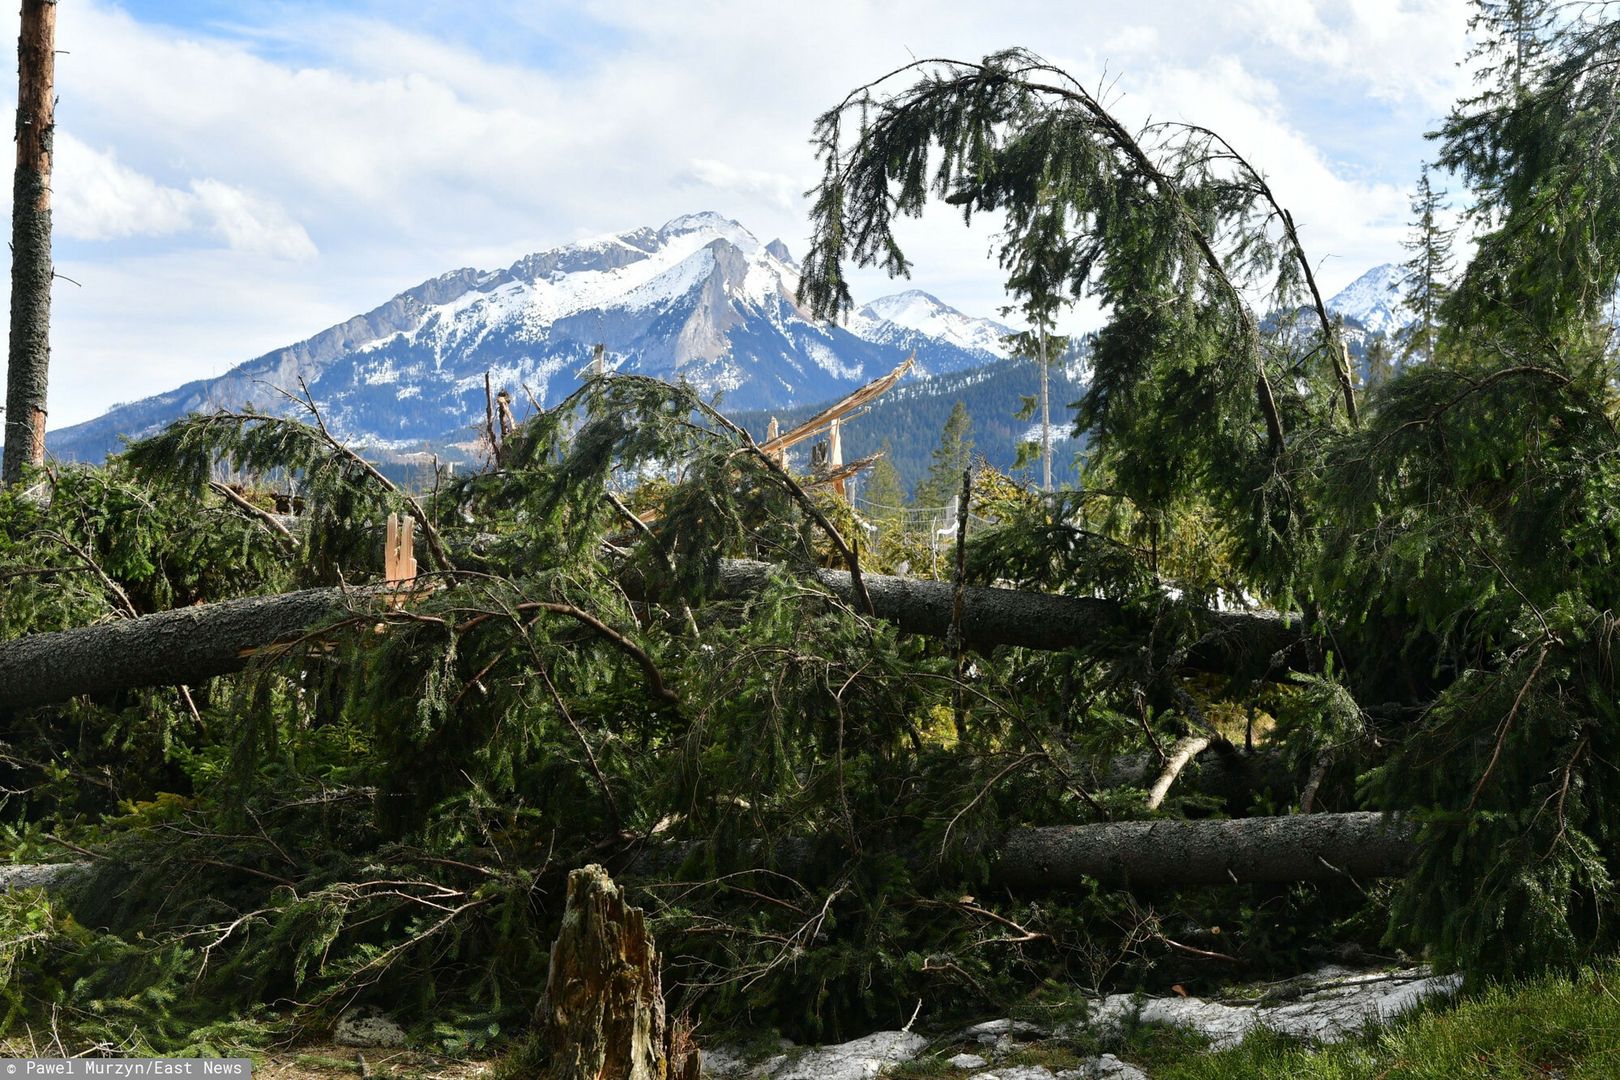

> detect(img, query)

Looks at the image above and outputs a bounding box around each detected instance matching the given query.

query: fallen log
[2,814,1415,905]
[997,812,1412,888]
[0,586,364,709]
[713,560,1312,681]
[0,562,1310,710]
[1145,736,1213,811]
[619,811,1412,891]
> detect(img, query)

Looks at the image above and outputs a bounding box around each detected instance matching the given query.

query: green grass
[1150,964,1620,1079]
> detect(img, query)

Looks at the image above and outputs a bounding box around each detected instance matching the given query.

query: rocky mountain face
[48,213,1013,464]
[1326,263,1410,336]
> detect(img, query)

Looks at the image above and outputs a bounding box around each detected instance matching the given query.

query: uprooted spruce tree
[4,11,1620,1057]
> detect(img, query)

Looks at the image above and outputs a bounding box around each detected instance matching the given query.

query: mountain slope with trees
[44,214,1012,465]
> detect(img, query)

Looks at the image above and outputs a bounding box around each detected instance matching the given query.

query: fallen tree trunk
[0,586,363,709]
[0,561,1310,709]
[1145,736,1213,811]
[997,812,1412,888]
[715,561,1310,679]
[619,811,1412,890]
[3,813,1415,904]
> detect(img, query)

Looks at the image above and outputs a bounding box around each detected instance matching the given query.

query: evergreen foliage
[858,442,906,521]
[792,38,1620,994]
[915,400,975,507]
[1438,0,1620,345]
[799,48,1359,602]
[1394,166,1455,366]
[7,24,1620,1062]
[7,368,1320,1053]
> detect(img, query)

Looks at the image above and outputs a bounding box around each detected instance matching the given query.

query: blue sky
[17,0,1473,428]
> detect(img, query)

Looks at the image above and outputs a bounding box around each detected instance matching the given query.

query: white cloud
[52,134,314,258]
[1237,0,1473,109]
[53,134,193,240]
[0,0,1478,427]
[680,159,798,212]
[1132,56,1413,279]
[190,179,317,260]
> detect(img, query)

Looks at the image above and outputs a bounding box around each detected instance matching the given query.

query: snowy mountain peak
[657,211,759,252]
[859,289,949,323]
[50,213,1013,464]
[1327,263,1411,336]
[855,289,1013,359]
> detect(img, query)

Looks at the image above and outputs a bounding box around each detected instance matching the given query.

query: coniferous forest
[7,4,1620,1077]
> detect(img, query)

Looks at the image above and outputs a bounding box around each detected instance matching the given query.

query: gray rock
[333,1005,407,1048]
[770,1030,927,1079]
[0,862,88,892]
[961,1018,1049,1040]
[1056,1055,1150,1079]
[707,966,1452,1078]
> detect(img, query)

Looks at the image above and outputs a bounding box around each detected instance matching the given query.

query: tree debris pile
[4,8,1620,1061]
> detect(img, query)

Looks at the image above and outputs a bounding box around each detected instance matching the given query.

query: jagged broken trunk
[538,864,698,1080]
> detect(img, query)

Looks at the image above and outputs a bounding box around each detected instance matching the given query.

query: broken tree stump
[538,864,698,1080]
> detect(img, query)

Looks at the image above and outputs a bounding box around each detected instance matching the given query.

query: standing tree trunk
[538,864,698,1080]
[2,0,54,486]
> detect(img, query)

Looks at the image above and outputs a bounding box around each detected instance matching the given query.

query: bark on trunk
[997,812,1412,889]
[620,814,1412,891]
[712,560,1312,680]
[2,0,55,486]
[0,561,1311,709]
[6,815,1415,910]
[537,864,697,1080]
[0,586,361,709]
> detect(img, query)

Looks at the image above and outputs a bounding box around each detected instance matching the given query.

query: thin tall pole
[1039,325,1051,492]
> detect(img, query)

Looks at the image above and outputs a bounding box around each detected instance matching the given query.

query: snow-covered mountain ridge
[49,213,1014,464]
[1325,263,1411,336]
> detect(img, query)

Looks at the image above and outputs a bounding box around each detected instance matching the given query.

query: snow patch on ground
[700,966,1456,1079]
[804,338,863,381]
[1069,965,1461,1050]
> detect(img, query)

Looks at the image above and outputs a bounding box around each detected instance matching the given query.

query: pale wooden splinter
[383,512,417,606]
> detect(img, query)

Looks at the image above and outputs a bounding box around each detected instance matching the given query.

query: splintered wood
[757,352,914,459]
[384,512,417,605]
[537,865,699,1080]
[633,353,913,525]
